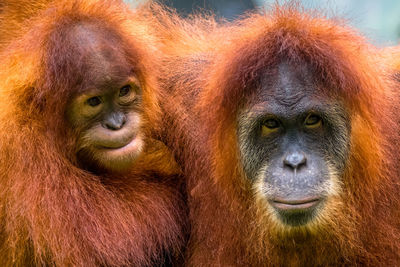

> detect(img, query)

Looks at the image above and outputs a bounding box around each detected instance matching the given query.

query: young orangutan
[0,0,187,266]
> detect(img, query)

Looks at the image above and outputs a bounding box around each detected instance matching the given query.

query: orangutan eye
[86,96,102,107]
[264,119,279,129]
[262,118,280,136]
[119,85,131,97]
[305,114,322,128]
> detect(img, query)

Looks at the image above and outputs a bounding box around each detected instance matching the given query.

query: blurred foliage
[154,0,255,20]
[125,0,400,46]
[257,0,400,47]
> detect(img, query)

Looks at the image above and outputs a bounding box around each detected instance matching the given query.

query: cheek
[323,120,351,173]
[238,131,280,181]
[66,99,103,128]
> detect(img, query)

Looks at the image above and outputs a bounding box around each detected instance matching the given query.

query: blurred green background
[125,0,400,47]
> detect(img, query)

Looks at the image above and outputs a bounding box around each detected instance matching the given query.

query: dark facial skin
[238,60,351,227]
[66,23,143,173]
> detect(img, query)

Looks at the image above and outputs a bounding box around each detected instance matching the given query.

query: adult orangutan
[160,5,400,266]
[0,0,186,266]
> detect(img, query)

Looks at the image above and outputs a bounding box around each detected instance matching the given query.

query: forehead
[67,23,134,91]
[251,60,333,115]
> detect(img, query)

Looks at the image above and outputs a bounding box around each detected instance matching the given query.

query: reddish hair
[0,0,186,265]
[162,4,400,266]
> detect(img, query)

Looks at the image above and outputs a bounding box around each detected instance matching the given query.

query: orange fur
[0,0,186,266]
[161,4,400,266]
[0,0,54,49]
[381,46,400,71]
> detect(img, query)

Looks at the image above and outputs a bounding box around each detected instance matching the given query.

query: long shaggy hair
[0,1,186,266]
[161,4,400,266]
